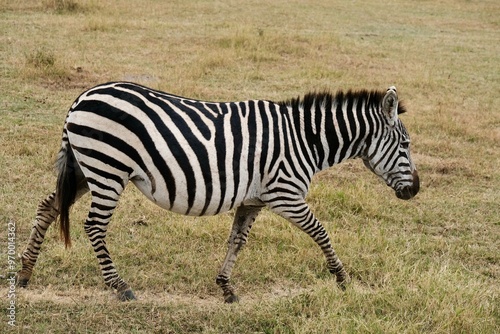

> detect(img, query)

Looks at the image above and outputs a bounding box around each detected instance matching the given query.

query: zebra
[17,82,419,303]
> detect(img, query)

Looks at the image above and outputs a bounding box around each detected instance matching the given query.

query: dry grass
[1,0,499,333]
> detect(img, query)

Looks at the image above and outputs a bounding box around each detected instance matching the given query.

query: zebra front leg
[216,205,262,303]
[85,197,135,301]
[17,192,59,287]
[266,199,349,289]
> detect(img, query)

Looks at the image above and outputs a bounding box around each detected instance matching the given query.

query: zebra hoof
[17,278,29,288]
[336,272,350,291]
[118,289,136,301]
[224,294,239,303]
[336,268,351,291]
[16,273,29,288]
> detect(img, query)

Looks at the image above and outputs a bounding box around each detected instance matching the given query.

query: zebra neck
[326,100,368,168]
[285,100,368,172]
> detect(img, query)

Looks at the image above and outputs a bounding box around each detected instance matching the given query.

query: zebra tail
[55,139,79,248]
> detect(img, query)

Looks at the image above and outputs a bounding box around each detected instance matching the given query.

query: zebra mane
[279,89,407,115]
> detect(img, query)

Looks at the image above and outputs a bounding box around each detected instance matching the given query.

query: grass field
[1,0,499,333]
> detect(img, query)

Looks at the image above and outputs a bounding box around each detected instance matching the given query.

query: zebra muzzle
[396,170,420,200]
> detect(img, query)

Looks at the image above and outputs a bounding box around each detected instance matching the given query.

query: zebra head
[362,86,420,200]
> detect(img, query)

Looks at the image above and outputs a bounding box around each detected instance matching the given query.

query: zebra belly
[131,167,261,216]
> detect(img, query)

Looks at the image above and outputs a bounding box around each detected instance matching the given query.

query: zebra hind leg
[266,199,350,289]
[216,205,262,303]
[85,193,135,301]
[18,182,89,287]
[17,192,58,287]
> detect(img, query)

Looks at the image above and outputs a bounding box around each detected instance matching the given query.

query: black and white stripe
[18,82,419,302]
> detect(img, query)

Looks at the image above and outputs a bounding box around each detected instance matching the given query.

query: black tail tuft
[55,146,79,248]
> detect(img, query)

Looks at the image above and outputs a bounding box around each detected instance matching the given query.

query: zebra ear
[382,86,399,127]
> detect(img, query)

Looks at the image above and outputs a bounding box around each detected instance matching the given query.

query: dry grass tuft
[42,0,79,13]
[41,0,96,13]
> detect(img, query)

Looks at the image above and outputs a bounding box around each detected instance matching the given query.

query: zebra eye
[400,141,410,149]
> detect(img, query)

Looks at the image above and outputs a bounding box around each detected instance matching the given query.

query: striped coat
[18,82,419,302]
